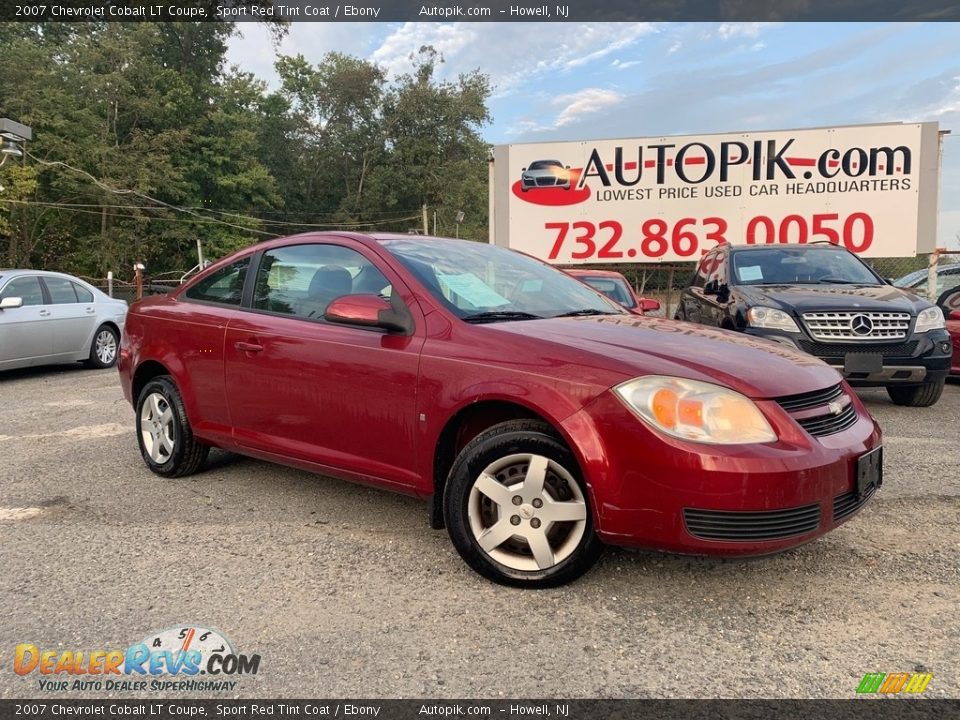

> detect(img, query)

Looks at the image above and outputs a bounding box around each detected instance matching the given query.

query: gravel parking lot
[1,366,957,699]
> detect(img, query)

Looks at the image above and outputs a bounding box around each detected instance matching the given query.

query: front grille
[833,483,878,522]
[775,383,844,412]
[774,383,860,438]
[535,177,556,186]
[684,504,821,541]
[801,311,910,341]
[795,403,858,436]
[796,340,919,358]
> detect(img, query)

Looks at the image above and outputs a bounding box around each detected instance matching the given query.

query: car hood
[490,315,840,400]
[735,283,930,314]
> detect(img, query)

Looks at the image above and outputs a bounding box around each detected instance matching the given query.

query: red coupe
[119,233,882,587]
[564,268,660,315]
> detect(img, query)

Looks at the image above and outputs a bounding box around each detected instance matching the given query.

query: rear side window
[0,276,44,306]
[184,258,250,306]
[44,276,79,304]
[73,282,94,303]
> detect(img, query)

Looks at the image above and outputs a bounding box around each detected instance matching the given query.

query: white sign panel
[492,123,940,263]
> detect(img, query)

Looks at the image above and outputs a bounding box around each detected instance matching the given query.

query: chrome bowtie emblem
[850,314,873,336]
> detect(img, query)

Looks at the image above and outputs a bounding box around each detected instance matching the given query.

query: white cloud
[611,59,643,70]
[509,88,624,134]
[370,23,657,97]
[717,22,782,40]
[667,39,682,54]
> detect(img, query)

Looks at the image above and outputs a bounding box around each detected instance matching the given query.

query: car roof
[728,243,848,253]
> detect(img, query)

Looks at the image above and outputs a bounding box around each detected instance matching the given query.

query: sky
[226,21,960,249]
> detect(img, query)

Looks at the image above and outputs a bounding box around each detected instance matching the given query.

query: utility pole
[422,204,429,235]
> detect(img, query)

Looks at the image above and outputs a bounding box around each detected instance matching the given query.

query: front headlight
[746,306,800,332]
[915,306,945,333]
[614,376,777,445]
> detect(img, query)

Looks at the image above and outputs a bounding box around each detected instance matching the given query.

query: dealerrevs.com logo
[14,625,260,692]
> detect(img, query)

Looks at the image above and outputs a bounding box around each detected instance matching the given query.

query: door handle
[234,341,264,353]
[39,309,51,317]
[86,307,96,314]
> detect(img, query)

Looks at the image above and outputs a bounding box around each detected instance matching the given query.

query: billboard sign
[491,123,940,263]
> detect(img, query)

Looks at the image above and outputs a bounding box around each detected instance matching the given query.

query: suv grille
[775,383,859,438]
[684,504,821,541]
[801,311,910,341]
[796,340,919,358]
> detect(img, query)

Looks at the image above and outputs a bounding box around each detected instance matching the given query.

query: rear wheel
[886,378,945,407]
[87,324,119,368]
[444,420,602,588]
[136,376,209,477]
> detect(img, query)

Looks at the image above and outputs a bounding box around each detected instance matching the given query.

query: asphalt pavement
[1,365,957,699]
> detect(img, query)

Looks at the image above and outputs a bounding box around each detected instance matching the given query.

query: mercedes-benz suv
[676,243,952,407]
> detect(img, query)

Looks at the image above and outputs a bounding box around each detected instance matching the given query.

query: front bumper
[744,328,952,386]
[560,387,881,556]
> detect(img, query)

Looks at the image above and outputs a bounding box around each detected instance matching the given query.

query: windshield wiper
[462,310,543,324]
[814,277,875,285]
[553,309,619,318]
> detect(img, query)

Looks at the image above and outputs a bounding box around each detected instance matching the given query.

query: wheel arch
[429,399,578,529]
[132,360,172,406]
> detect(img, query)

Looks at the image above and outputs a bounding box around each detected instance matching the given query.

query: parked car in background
[120,232,882,588]
[893,263,960,299]
[675,243,952,407]
[946,307,960,376]
[564,268,661,315]
[0,270,127,371]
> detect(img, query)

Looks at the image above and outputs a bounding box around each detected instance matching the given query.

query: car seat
[298,265,353,318]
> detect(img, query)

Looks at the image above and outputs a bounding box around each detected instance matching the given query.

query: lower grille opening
[684,504,821,541]
[833,484,879,522]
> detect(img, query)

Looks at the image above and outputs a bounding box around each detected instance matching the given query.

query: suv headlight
[915,306,945,333]
[614,376,777,445]
[746,306,800,332]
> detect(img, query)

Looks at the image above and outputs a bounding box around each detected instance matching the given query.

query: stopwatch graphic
[138,625,234,672]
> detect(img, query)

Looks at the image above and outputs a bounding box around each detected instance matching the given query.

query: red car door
[223,240,425,490]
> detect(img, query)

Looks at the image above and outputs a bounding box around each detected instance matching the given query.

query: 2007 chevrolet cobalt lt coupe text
[119,233,883,587]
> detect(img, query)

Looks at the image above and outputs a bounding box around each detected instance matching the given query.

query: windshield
[731,248,881,286]
[380,238,623,321]
[528,160,562,170]
[580,276,637,308]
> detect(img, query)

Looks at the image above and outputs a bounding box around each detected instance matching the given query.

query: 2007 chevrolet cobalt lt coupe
[119,233,882,587]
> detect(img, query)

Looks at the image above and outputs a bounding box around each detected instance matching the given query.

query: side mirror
[0,296,23,310]
[703,280,719,295]
[324,294,412,334]
[521,167,527,172]
[639,298,660,313]
[949,309,960,321]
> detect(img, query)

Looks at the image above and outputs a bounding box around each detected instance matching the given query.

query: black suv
[676,243,952,407]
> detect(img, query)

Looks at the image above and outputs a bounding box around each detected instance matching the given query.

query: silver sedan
[0,269,128,371]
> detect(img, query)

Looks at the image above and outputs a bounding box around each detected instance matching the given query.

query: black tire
[886,379,945,407]
[135,375,209,477]
[443,419,602,588]
[87,324,120,369]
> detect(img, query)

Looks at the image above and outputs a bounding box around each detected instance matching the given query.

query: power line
[0,198,421,229]
[24,151,278,237]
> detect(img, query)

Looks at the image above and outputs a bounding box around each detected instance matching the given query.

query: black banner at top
[2,0,960,22]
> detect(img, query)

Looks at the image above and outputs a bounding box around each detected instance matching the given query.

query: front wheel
[87,324,119,368]
[443,420,602,588]
[136,376,209,477]
[886,378,945,407]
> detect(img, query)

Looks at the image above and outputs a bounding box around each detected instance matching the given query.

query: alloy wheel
[140,392,175,464]
[95,329,117,365]
[467,453,588,572]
